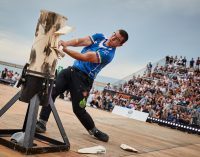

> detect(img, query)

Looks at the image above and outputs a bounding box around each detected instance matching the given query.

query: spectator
[182,56,187,67]
[165,55,170,65]
[104,83,112,90]
[1,68,7,79]
[146,62,152,77]
[196,57,200,68]
[190,58,195,68]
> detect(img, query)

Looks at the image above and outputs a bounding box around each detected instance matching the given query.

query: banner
[112,106,149,122]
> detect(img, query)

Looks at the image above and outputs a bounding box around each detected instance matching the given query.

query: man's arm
[59,36,93,47]
[63,47,100,63]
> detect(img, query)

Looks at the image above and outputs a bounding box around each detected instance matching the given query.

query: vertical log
[28,10,67,78]
[20,10,68,103]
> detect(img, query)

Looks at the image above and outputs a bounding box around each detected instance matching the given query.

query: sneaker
[93,128,109,142]
[35,121,46,133]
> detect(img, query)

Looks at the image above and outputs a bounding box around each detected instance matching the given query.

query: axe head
[54,25,75,35]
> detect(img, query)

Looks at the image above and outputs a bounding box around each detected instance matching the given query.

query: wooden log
[27,10,67,78]
[20,10,70,103]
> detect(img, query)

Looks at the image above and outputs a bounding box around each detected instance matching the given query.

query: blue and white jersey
[73,33,116,80]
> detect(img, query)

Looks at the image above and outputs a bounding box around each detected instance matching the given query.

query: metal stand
[0,73,70,154]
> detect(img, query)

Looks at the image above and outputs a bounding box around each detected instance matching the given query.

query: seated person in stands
[167,111,177,122]
[104,83,111,90]
[90,95,102,108]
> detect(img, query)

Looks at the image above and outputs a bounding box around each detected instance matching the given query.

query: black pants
[39,66,95,130]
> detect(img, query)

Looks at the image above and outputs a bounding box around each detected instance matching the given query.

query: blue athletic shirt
[73,33,116,80]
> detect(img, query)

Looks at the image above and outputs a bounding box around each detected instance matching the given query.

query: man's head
[107,29,128,48]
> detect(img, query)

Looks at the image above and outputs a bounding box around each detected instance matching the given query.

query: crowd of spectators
[87,56,200,130]
[0,68,20,85]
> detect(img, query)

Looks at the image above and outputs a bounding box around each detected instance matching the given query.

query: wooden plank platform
[0,84,200,157]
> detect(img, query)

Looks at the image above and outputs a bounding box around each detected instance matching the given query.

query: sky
[0,0,200,80]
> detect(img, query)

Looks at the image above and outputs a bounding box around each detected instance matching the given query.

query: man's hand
[58,40,66,48]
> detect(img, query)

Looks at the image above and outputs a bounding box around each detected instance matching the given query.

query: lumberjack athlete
[36,30,128,142]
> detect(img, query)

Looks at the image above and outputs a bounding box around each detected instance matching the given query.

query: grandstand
[89,56,200,135]
[113,57,165,87]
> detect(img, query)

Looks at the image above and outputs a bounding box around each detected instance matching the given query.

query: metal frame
[0,81,70,154]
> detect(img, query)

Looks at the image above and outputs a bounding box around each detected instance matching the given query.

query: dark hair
[119,29,128,44]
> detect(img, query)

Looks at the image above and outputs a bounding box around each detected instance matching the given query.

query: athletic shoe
[93,128,109,142]
[35,121,46,133]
